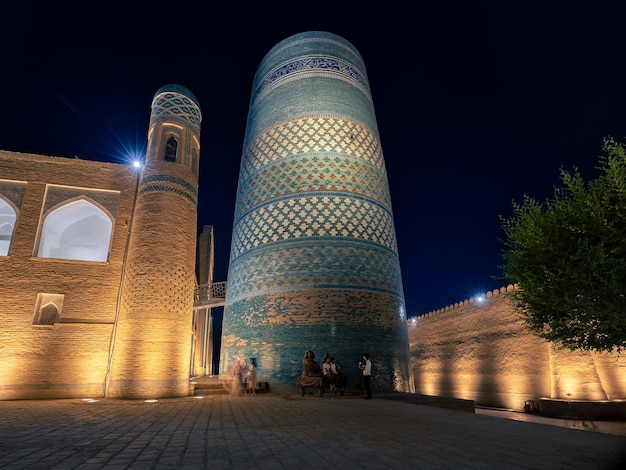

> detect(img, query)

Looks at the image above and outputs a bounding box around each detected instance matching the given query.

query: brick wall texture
[409,285,626,410]
[0,150,137,399]
[106,85,201,399]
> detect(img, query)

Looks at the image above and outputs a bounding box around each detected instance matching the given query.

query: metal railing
[193,281,227,309]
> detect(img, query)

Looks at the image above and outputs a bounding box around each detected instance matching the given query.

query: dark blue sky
[2,1,625,316]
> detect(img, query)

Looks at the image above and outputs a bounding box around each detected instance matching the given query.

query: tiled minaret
[107,84,202,399]
[220,32,413,392]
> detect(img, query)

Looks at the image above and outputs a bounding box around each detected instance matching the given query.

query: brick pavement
[0,393,624,469]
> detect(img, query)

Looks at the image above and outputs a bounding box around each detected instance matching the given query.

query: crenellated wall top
[409,284,518,321]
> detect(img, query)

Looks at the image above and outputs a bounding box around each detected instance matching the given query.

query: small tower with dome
[107,84,202,399]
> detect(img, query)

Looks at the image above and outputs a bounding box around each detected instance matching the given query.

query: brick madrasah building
[1,31,624,410]
[0,81,209,400]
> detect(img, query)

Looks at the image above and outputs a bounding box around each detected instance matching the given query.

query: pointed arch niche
[37,198,113,262]
[0,197,17,256]
[32,293,65,325]
[165,136,178,162]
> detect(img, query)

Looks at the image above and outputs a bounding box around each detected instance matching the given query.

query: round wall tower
[220,32,413,392]
[107,84,202,399]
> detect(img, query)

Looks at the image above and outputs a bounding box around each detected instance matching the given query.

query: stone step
[194,387,230,396]
[191,378,269,396]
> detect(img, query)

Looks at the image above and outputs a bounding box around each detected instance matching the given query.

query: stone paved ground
[0,393,624,469]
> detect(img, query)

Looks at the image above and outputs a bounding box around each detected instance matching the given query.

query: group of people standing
[230,351,373,399]
[321,353,348,395]
[297,350,371,398]
[232,358,257,396]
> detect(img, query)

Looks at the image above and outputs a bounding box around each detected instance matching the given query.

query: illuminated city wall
[220,31,413,392]
[409,285,626,410]
[0,151,137,399]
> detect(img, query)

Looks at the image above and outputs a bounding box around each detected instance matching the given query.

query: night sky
[2,2,625,316]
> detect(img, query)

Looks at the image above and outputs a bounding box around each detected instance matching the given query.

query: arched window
[165,136,178,162]
[37,199,113,262]
[0,197,17,256]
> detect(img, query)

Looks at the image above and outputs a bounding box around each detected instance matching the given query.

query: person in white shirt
[322,355,332,392]
[358,353,372,399]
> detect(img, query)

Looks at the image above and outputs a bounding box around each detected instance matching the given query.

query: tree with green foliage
[499,137,626,353]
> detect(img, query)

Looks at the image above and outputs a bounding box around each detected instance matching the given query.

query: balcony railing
[193,281,227,309]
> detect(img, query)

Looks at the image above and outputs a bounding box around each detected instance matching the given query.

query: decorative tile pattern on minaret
[221,32,413,392]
